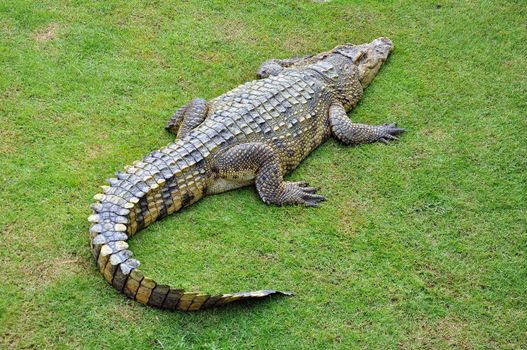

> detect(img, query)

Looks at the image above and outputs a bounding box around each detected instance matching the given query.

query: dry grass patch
[399,316,473,350]
[34,23,59,42]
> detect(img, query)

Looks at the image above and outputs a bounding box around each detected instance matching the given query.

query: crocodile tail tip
[232,290,294,298]
[93,235,294,311]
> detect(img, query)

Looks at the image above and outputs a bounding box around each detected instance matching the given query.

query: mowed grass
[1,0,526,348]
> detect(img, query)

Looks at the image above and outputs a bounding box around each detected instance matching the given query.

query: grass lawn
[1,0,526,348]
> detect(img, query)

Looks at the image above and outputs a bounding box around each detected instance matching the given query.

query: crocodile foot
[278,181,326,208]
[377,122,405,144]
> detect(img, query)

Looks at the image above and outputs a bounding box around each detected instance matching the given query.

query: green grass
[1,0,526,348]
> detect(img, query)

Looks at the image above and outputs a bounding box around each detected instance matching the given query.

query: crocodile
[88,37,404,311]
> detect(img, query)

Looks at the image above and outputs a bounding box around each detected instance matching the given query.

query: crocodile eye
[359,52,368,63]
[352,50,366,64]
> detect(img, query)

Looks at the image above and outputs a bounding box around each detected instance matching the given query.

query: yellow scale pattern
[88,37,403,311]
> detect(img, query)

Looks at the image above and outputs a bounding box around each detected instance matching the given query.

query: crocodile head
[305,37,393,109]
[354,37,393,87]
[332,37,394,88]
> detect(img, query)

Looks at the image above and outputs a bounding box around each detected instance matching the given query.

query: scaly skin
[88,37,404,311]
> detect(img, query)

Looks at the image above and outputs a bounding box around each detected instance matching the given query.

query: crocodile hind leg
[329,103,405,145]
[211,142,326,207]
[165,98,208,138]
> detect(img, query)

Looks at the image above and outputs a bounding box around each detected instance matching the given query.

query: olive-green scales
[88,37,404,311]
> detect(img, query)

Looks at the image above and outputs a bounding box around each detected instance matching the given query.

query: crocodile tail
[88,143,292,311]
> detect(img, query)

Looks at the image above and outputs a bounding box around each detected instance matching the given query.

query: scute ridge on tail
[89,142,292,311]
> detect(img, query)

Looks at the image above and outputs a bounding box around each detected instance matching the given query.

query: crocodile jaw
[357,37,394,88]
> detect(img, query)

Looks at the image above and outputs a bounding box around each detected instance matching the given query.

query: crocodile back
[201,69,334,173]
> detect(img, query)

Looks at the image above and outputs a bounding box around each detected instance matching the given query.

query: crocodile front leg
[329,103,405,145]
[165,98,208,138]
[211,143,326,207]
